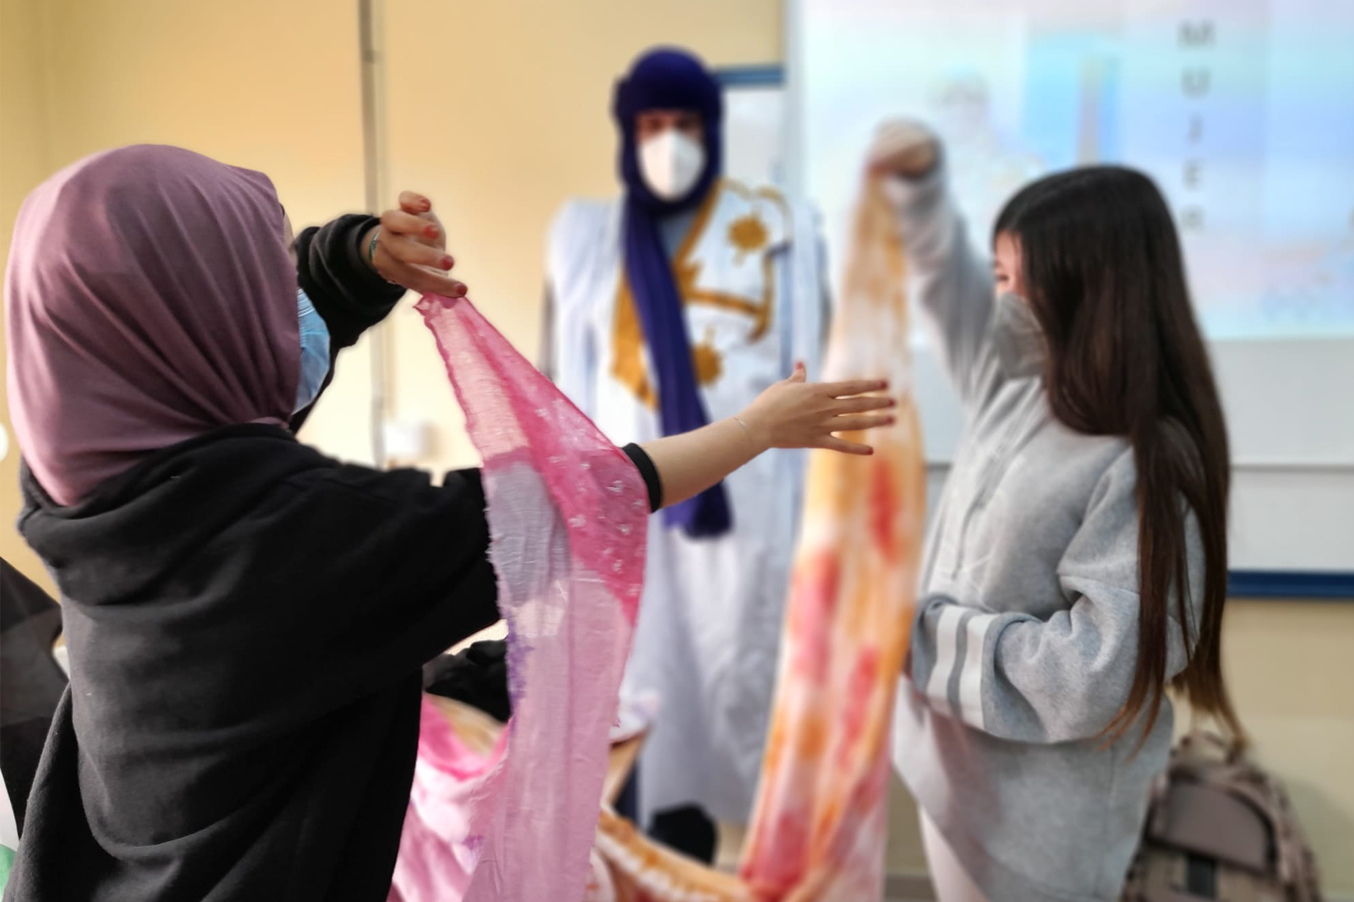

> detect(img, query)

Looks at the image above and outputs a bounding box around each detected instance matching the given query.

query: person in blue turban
[612,48,732,537]
[542,46,832,862]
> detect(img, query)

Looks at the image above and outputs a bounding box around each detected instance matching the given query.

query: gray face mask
[990,290,1045,379]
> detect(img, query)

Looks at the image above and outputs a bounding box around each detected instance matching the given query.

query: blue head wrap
[611,47,731,537]
[613,47,724,213]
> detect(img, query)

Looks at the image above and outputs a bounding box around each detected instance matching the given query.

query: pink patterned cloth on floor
[388,295,649,902]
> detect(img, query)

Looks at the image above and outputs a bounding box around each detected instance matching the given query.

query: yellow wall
[1212,599,1354,893]
[0,0,378,591]
[0,0,52,588]
[35,0,380,467]
[2,0,1351,894]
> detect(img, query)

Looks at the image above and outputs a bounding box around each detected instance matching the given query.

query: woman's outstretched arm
[640,364,895,509]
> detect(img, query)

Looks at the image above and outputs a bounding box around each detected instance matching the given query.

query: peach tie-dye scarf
[594,181,926,901]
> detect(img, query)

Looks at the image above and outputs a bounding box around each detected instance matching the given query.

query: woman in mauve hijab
[2,145,892,902]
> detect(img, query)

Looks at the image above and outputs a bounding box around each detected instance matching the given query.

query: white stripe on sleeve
[958,612,1000,729]
[926,605,966,714]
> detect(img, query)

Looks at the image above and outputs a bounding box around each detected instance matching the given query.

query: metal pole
[358,0,387,468]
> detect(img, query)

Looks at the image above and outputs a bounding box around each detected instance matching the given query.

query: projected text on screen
[801,0,1354,340]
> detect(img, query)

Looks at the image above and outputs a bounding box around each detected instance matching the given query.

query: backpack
[1123,731,1323,902]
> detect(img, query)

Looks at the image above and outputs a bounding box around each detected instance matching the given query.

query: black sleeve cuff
[621,444,663,513]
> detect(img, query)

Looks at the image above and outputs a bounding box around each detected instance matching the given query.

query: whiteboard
[785,0,1354,580]
[717,67,789,190]
[790,0,1354,473]
[716,3,1354,581]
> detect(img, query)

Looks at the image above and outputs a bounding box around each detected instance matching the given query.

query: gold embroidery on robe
[691,327,723,385]
[729,213,769,262]
[611,180,788,408]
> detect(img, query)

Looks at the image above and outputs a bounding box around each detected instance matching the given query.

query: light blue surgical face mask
[295,287,331,413]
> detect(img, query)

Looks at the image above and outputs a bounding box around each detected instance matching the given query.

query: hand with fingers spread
[362,192,468,298]
[738,363,895,456]
[635,364,895,512]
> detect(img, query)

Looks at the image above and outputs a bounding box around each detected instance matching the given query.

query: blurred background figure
[542,46,829,861]
[924,68,1043,244]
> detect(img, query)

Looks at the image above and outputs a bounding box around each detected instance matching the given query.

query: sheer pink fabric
[388,295,648,902]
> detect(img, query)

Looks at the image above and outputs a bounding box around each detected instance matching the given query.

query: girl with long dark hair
[869,121,1242,902]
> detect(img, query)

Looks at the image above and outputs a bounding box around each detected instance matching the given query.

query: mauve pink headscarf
[5,144,300,505]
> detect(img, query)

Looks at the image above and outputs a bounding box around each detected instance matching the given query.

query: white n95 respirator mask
[639,130,706,202]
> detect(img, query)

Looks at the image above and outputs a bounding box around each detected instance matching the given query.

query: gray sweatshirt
[889,165,1201,902]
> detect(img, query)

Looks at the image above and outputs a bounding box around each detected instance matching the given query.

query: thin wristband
[732,416,758,454]
[367,227,381,268]
[366,227,402,287]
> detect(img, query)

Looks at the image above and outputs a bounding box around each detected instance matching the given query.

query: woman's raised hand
[867,118,941,180]
[365,192,468,298]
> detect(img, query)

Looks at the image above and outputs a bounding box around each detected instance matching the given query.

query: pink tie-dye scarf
[388,295,648,902]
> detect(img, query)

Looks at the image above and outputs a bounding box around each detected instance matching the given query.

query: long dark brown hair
[993,166,1242,747]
